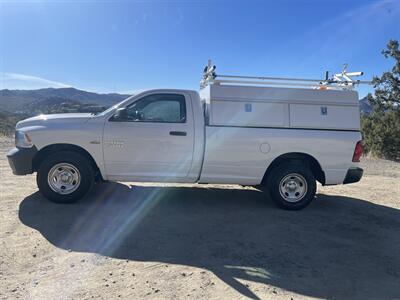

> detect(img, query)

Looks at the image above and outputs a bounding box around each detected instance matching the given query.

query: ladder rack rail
[200,60,372,90]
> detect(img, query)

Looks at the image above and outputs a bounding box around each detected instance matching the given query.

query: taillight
[352,141,363,162]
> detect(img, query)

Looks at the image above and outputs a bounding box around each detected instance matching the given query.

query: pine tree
[362,40,400,161]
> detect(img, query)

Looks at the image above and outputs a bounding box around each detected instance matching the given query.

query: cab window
[125,94,186,123]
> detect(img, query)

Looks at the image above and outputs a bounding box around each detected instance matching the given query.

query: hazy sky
[1,0,399,97]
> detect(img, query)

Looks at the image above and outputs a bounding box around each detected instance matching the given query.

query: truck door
[103,92,195,181]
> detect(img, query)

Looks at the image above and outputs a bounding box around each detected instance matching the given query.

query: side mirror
[111,107,128,121]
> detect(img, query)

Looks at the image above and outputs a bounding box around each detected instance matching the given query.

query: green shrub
[362,110,400,161]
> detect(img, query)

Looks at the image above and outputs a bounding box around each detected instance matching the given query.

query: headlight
[15,130,33,148]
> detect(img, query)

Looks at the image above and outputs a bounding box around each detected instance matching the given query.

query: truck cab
[101,89,205,183]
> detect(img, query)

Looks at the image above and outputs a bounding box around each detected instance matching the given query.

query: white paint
[15,85,362,186]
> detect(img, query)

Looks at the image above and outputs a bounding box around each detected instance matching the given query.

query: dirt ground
[0,136,399,300]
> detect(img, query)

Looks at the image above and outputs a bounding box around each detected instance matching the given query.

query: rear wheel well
[32,144,103,181]
[262,153,325,185]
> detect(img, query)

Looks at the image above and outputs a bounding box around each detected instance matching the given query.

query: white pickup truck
[7,64,364,210]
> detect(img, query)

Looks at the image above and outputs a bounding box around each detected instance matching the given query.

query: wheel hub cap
[279,173,308,203]
[47,163,81,195]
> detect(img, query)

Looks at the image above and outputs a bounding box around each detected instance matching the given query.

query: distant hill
[0,88,131,136]
[0,87,130,113]
[24,97,107,115]
[359,96,373,114]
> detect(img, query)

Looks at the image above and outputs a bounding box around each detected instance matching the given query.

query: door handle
[169,131,187,136]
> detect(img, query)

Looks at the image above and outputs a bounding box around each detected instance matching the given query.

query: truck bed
[199,125,361,186]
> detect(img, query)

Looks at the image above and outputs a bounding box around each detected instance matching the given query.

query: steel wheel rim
[47,163,81,195]
[279,173,308,202]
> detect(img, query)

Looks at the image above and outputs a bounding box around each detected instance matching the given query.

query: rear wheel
[265,162,316,210]
[37,151,94,203]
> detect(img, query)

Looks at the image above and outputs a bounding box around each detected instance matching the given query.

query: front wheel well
[32,144,103,181]
[261,153,325,185]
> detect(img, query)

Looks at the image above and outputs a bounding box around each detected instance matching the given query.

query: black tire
[266,162,316,210]
[37,151,95,203]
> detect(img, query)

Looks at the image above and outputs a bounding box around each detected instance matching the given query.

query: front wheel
[37,151,94,203]
[266,162,316,210]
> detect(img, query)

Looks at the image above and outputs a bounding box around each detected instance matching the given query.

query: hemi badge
[90,140,101,144]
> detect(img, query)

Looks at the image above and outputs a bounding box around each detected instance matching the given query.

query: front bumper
[343,167,363,184]
[6,146,37,175]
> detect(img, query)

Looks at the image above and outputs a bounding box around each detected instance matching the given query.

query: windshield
[97,95,136,116]
[96,104,119,116]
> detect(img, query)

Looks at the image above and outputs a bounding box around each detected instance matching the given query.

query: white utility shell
[200,84,360,130]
